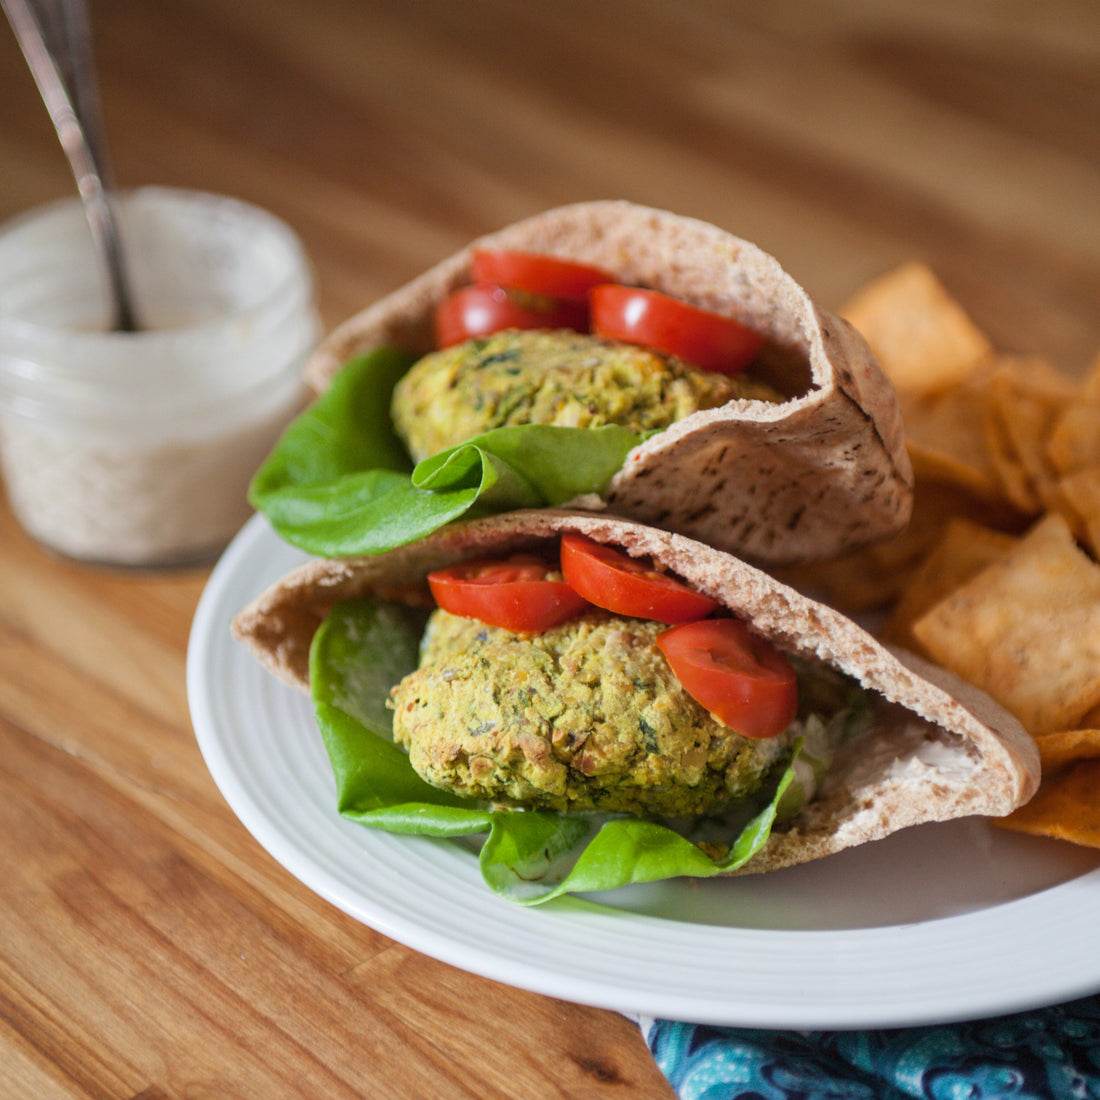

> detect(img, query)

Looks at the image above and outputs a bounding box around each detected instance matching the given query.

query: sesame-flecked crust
[231,508,1039,875]
[303,201,913,566]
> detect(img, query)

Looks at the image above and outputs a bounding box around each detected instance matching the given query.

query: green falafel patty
[389,607,795,817]
[390,329,781,463]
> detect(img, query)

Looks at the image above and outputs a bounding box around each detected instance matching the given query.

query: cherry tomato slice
[433,284,588,347]
[590,284,764,373]
[560,533,720,625]
[471,249,615,302]
[657,619,798,739]
[427,554,591,632]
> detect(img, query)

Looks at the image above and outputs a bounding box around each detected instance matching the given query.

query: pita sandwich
[303,201,914,567]
[232,508,1038,878]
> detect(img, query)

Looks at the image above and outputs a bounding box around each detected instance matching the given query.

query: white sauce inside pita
[820,716,978,798]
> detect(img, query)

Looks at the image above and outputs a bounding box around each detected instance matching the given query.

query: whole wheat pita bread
[232,508,1038,875]
[304,201,913,567]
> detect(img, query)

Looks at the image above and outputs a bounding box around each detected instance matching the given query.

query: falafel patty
[389,608,795,817]
[390,329,781,463]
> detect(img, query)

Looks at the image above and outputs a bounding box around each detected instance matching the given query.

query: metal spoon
[3,0,139,331]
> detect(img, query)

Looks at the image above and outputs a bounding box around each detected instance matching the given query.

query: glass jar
[0,187,318,566]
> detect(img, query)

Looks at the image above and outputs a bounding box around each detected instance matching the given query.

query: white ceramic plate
[188,514,1100,1029]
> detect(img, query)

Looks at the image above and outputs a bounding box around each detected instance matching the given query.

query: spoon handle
[3,0,139,331]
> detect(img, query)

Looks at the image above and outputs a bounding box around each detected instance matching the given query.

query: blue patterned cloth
[639,994,1100,1099]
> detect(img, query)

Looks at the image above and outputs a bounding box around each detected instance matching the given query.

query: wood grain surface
[1,1,1098,1096]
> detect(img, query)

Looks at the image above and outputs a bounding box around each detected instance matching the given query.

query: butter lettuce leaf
[309,597,796,905]
[249,348,648,557]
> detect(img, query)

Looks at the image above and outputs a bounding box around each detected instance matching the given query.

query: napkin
[635,993,1100,1098]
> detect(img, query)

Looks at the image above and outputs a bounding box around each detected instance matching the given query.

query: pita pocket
[303,201,913,567]
[232,509,1037,895]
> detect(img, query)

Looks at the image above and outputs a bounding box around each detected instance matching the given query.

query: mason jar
[0,187,318,566]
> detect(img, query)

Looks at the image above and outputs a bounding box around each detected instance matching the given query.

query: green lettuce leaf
[308,597,797,905]
[249,348,648,557]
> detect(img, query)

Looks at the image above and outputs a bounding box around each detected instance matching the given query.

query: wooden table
[2,2,1097,1095]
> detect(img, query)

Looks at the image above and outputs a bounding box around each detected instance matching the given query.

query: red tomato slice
[657,619,798,739]
[471,249,615,302]
[427,554,591,632]
[434,284,588,347]
[590,284,764,373]
[560,533,719,624]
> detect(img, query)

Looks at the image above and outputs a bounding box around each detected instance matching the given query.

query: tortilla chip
[901,379,1005,502]
[880,518,1018,653]
[983,405,1042,515]
[891,353,1074,520]
[1057,467,1100,557]
[1080,348,1100,402]
[912,513,1100,734]
[1032,728,1100,773]
[996,757,1100,849]
[991,353,1080,400]
[1047,401,1100,476]
[839,261,993,396]
[982,356,1076,515]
